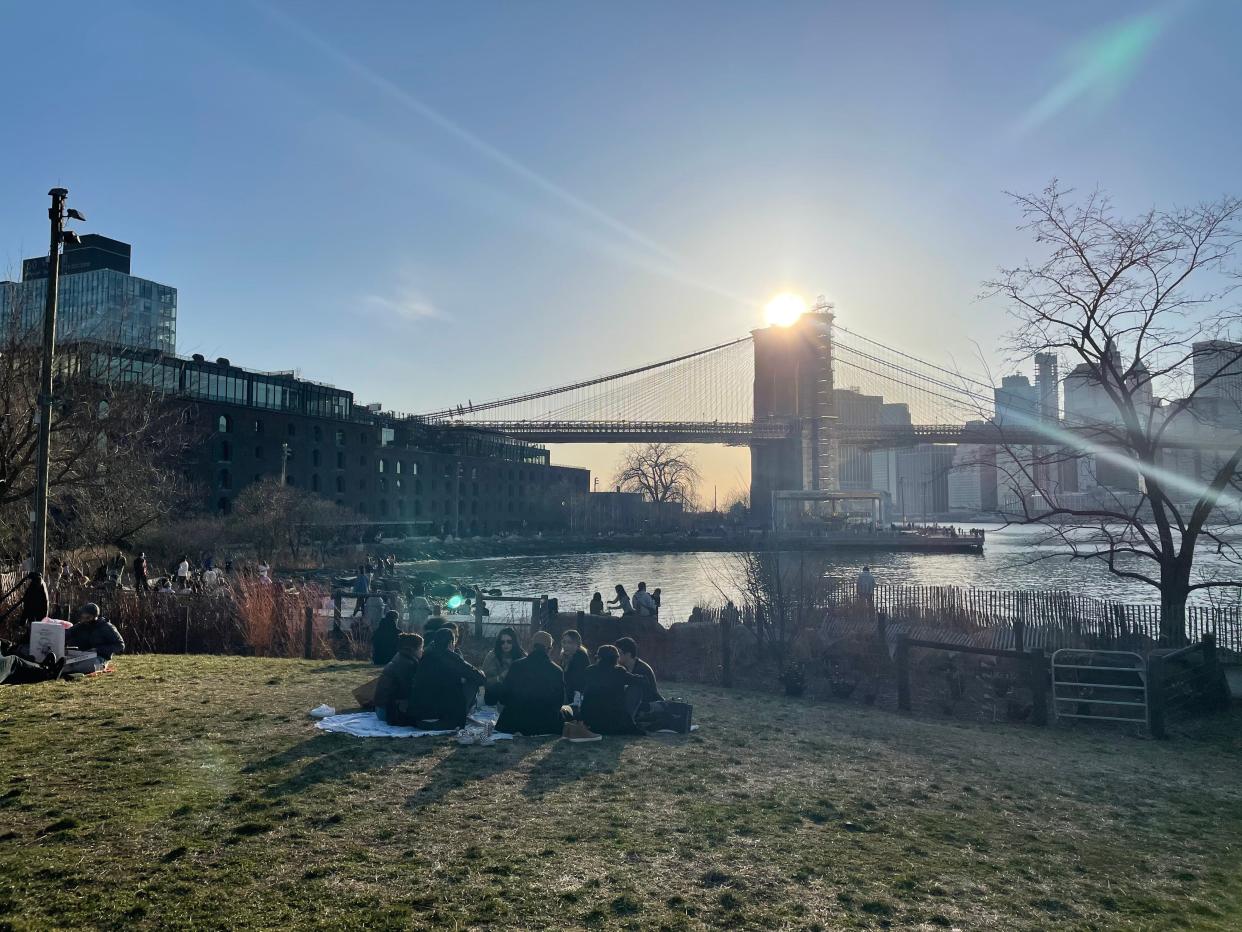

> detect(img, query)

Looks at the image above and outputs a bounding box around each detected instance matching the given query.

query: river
[406,523,1242,626]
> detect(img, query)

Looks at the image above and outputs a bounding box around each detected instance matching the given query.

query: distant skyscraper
[993,374,1040,427]
[1191,340,1242,428]
[0,234,176,353]
[1034,353,1059,422]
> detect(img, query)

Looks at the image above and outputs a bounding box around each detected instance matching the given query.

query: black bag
[659,700,693,734]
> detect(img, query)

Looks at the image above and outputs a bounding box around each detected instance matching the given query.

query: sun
[764,292,807,327]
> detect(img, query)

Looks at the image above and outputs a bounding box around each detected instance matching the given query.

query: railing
[826,583,1242,654]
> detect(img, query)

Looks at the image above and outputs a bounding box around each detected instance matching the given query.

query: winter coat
[579,662,646,735]
[496,648,564,735]
[408,646,485,728]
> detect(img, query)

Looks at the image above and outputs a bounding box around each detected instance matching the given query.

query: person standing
[633,582,657,616]
[352,566,370,617]
[857,566,876,613]
[175,555,191,591]
[133,553,149,593]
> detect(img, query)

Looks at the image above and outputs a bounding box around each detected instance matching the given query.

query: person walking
[133,553,149,593]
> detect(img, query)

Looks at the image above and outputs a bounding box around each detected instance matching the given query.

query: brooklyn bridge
[416,302,1237,517]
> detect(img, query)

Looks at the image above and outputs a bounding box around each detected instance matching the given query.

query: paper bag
[29,621,67,662]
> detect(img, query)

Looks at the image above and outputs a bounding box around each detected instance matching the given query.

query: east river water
[409,523,1242,627]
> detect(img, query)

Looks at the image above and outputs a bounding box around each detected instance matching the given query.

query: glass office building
[0,235,177,354]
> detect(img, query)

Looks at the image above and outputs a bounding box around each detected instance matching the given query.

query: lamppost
[31,188,86,577]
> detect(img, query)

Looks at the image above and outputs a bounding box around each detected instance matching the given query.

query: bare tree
[0,306,197,556]
[613,442,701,508]
[727,549,829,677]
[986,182,1242,643]
[230,479,355,564]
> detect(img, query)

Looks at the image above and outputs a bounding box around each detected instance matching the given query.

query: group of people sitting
[0,596,125,685]
[588,581,661,617]
[368,621,665,741]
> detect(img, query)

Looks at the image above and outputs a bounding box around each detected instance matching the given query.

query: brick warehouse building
[69,343,589,535]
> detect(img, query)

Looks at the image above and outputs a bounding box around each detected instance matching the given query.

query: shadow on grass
[404,740,544,812]
[521,735,628,799]
[245,733,441,799]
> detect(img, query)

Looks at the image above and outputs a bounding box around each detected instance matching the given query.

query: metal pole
[31,188,68,578]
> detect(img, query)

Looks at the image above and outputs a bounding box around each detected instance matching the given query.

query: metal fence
[826,583,1242,654]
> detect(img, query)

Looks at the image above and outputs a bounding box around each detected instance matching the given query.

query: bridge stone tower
[750,302,836,526]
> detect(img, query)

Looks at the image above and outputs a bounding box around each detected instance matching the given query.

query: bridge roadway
[445,418,1241,450]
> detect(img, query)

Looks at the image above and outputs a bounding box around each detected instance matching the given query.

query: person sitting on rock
[496,631,565,736]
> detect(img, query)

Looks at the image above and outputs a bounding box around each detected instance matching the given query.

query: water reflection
[405,524,1240,626]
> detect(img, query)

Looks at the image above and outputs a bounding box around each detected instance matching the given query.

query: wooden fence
[826,582,1242,654]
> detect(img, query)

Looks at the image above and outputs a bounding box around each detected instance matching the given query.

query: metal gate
[1052,649,1148,727]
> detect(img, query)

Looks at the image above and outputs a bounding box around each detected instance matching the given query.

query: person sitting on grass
[408,627,485,729]
[374,633,423,724]
[66,603,125,661]
[371,610,401,666]
[576,644,647,737]
[560,629,590,709]
[615,637,663,713]
[496,631,565,736]
[481,627,525,704]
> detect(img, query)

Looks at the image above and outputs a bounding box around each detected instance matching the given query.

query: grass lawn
[1,657,1240,930]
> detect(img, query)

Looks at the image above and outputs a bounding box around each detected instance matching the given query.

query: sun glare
[765,292,807,327]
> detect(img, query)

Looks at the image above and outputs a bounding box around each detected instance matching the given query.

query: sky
[1,0,1239,500]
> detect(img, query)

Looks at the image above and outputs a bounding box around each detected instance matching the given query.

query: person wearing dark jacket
[65,604,125,660]
[374,633,422,724]
[133,553,149,593]
[578,644,647,736]
[408,627,485,728]
[20,573,49,625]
[615,637,663,706]
[497,631,565,736]
[560,629,590,706]
[371,611,401,666]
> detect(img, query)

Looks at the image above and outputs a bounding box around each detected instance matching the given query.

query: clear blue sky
[2,1,1238,497]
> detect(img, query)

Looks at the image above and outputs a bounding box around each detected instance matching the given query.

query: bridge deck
[438,419,1238,449]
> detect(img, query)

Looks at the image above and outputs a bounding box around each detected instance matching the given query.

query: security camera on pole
[31,188,86,577]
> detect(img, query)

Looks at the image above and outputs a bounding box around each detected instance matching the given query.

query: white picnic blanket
[314,710,513,740]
